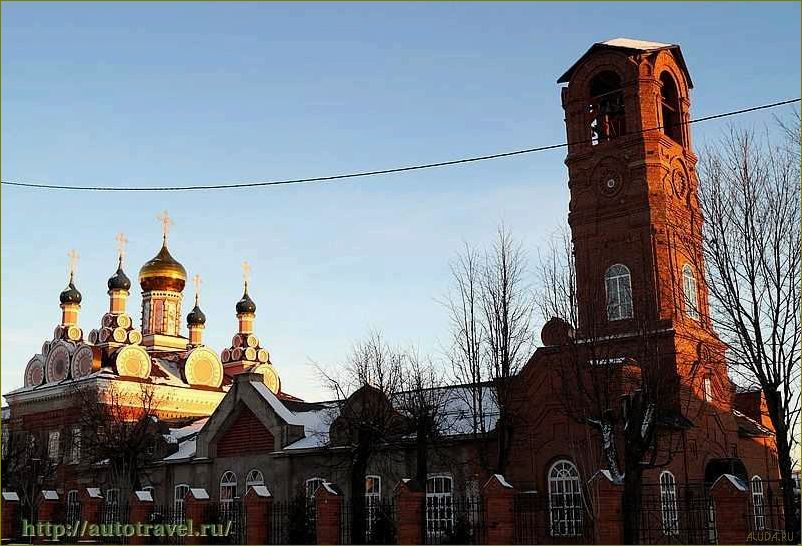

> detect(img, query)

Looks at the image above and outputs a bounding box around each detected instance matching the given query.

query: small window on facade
[703,377,713,402]
[220,471,238,507]
[66,490,80,523]
[47,431,60,460]
[588,71,626,145]
[660,72,683,144]
[548,460,583,537]
[751,476,765,530]
[683,265,700,320]
[605,264,633,320]
[659,471,679,536]
[174,484,190,524]
[365,475,382,542]
[245,469,265,495]
[426,475,454,542]
[69,427,81,464]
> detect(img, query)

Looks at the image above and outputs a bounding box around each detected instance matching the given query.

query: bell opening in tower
[660,72,683,145]
[588,70,626,145]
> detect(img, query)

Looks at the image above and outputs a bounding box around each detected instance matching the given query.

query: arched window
[589,71,626,145]
[66,490,80,523]
[426,475,454,542]
[365,475,382,541]
[682,265,699,320]
[305,477,326,501]
[660,471,679,535]
[174,484,190,524]
[548,460,583,537]
[660,72,683,144]
[220,471,237,507]
[751,476,765,530]
[245,469,265,495]
[605,264,633,320]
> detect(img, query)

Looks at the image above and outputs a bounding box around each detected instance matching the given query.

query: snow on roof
[713,473,748,492]
[251,381,304,426]
[249,485,272,498]
[41,490,59,501]
[2,492,19,501]
[283,403,338,450]
[189,488,209,500]
[601,38,672,50]
[164,437,197,462]
[135,490,153,502]
[86,487,103,499]
[169,418,209,441]
[492,474,513,489]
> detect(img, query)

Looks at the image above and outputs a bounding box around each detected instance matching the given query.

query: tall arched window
[605,264,633,320]
[751,476,765,530]
[588,71,626,144]
[548,460,583,537]
[245,469,265,495]
[682,265,699,320]
[220,471,237,507]
[66,490,80,523]
[426,475,454,542]
[365,475,382,541]
[660,471,679,536]
[174,484,190,524]
[660,72,683,144]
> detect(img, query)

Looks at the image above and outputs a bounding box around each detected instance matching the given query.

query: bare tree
[480,225,536,475]
[72,382,163,504]
[1,428,63,522]
[444,243,487,437]
[319,331,406,545]
[535,227,578,329]
[695,121,801,536]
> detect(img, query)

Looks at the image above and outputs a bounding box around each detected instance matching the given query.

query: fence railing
[514,492,594,545]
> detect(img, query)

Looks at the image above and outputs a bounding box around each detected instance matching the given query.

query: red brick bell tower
[557,38,712,340]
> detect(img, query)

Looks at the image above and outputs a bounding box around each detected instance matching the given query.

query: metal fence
[267,498,316,544]
[637,483,717,545]
[513,492,594,544]
[339,499,397,545]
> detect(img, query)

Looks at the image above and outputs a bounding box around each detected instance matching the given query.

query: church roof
[557,37,693,88]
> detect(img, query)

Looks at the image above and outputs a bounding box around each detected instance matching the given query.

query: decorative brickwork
[315,483,342,545]
[216,405,275,457]
[394,480,424,545]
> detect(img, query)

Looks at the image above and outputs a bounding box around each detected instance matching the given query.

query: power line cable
[2,97,798,193]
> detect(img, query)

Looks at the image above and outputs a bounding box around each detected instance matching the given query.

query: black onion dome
[108,264,132,291]
[236,290,256,314]
[60,280,82,305]
[187,304,207,326]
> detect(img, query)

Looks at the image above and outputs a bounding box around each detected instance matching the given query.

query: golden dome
[139,242,187,292]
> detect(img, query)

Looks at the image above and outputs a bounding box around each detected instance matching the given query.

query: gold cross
[157,210,172,242]
[193,274,202,304]
[115,232,128,263]
[242,261,251,288]
[67,249,79,280]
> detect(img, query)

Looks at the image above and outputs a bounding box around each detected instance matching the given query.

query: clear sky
[2,2,800,401]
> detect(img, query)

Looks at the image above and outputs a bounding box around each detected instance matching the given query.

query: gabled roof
[557,37,693,88]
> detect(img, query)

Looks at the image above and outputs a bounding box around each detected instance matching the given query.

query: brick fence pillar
[80,487,104,529]
[1,491,21,542]
[244,485,272,544]
[394,479,425,545]
[184,488,210,545]
[482,474,515,544]
[589,471,623,544]
[315,482,342,545]
[34,491,60,544]
[128,490,154,545]
[710,474,750,544]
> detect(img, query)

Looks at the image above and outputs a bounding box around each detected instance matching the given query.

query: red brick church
[1,38,785,545]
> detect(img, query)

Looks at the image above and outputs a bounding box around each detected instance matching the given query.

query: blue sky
[2,2,800,401]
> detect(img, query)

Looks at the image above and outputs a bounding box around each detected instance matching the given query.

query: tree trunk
[350,444,369,544]
[415,421,429,485]
[621,463,643,545]
[763,388,800,539]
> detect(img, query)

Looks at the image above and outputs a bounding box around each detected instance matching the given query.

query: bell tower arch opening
[660,72,683,145]
[588,70,626,145]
